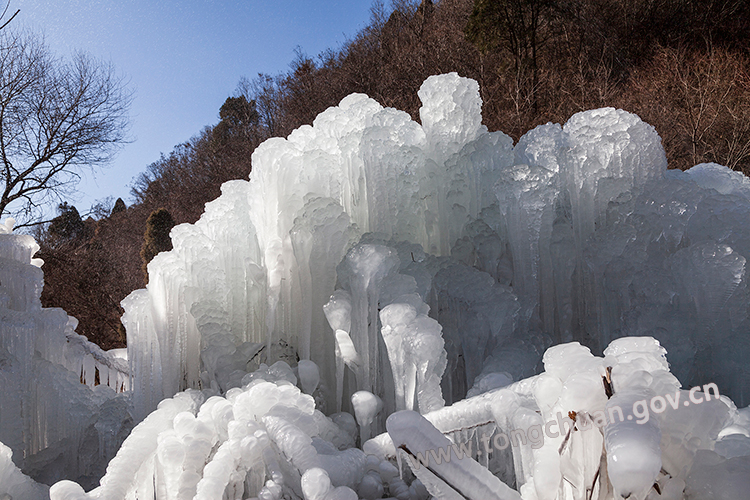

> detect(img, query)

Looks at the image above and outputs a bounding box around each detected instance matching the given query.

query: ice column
[335,244,399,400]
[380,299,447,413]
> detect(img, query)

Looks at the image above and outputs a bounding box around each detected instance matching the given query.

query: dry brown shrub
[624,46,750,172]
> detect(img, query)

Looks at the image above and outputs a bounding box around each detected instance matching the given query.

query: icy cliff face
[0,221,131,493]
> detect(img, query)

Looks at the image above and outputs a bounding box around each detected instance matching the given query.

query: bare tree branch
[0,9,19,31]
[0,29,131,225]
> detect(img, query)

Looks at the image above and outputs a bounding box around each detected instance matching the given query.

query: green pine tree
[141,208,175,284]
[48,202,84,241]
[110,198,127,215]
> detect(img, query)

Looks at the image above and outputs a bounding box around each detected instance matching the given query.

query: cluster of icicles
[2,73,750,499]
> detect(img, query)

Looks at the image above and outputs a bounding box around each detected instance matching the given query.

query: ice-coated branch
[386,410,522,500]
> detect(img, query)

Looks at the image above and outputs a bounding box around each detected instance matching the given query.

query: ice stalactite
[494,163,556,332]
[336,244,399,413]
[380,299,446,414]
[323,290,361,413]
[121,73,506,420]
[290,198,357,390]
[429,261,520,404]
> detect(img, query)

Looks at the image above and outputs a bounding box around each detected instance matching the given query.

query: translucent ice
[298,360,321,396]
[108,71,750,498]
[120,72,750,424]
[0,442,48,500]
[351,391,383,444]
[0,227,130,488]
[300,468,358,500]
[380,300,446,413]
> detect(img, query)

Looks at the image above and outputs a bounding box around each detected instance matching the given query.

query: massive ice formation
[110,72,750,497]
[3,72,750,498]
[122,71,750,416]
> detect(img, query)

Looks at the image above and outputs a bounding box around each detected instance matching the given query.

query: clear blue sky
[13,0,375,217]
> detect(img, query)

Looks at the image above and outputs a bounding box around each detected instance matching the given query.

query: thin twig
[0,9,19,31]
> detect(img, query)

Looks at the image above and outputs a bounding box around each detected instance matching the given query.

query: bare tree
[237,74,285,139]
[0,29,131,226]
[627,46,750,173]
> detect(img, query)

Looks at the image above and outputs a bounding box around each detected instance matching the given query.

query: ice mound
[46,363,378,500]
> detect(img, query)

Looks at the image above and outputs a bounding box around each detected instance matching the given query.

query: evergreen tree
[111,198,127,215]
[213,95,259,144]
[140,208,175,283]
[48,203,84,241]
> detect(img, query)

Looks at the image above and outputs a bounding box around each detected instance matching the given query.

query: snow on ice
[1,73,750,499]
